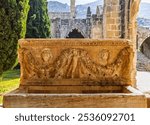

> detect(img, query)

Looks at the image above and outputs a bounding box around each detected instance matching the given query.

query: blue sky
[47,0,150,5]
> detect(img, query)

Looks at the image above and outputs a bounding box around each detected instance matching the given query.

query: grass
[0,96,2,105]
[0,70,20,105]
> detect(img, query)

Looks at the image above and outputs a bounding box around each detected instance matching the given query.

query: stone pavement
[137,52,150,72]
[137,71,150,94]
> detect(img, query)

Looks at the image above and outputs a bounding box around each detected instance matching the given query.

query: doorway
[66,29,84,38]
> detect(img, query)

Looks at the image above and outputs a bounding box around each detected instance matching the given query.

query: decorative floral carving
[20,47,131,82]
[18,39,134,85]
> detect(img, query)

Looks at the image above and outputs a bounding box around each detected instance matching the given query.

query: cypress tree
[0,0,30,78]
[26,0,50,38]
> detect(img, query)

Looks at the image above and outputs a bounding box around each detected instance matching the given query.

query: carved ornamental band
[18,39,135,86]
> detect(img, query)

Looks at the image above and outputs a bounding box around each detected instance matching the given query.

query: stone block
[3,39,142,108]
[111,25,117,30]
[3,86,147,108]
[106,18,115,24]
[17,39,135,87]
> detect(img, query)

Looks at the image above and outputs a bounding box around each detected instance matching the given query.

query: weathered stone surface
[3,87,147,108]
[137,51,150,72]
[3,39,146,108]
[3,0,145,108]
[18,39,135,89]
[49,1,103,39]
[70,0,76,18]
[49,0,141,48]
[141,37,150,59]
[136,27,150,72]
[137,27,150,50]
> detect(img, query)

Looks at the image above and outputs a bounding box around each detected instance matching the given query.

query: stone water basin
[3,39,147,108]
[3,86,147,108]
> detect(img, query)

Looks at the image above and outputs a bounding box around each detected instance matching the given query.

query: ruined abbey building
[49,0,103,39]
[49,0,140,46]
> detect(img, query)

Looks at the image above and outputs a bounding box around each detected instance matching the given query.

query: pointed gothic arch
[66,29,84,38]
[141,36,150,59]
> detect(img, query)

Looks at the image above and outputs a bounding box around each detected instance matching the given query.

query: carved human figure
[41,48,53,62]
[20,48,39,79]
[53,47,130,83]
[99,49,110,66]
[67,49,80,78]
[40,48,53,79]
[55,49,73,78]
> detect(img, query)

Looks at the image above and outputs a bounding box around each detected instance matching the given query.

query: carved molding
[19,39,133,47]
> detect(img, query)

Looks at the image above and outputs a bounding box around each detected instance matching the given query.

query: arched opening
[141,37,150,59]
[66,29,84,38]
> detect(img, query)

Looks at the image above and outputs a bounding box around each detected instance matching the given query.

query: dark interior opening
[66,29,84,38]
[140,37,150,59]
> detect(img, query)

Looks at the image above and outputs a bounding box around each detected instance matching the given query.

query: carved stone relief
[18,39,135,86]
[99,49,110,66]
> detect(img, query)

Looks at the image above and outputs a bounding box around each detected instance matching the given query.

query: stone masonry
[49,0,141,77]
[49,0,140,45]
[49,0,103,38]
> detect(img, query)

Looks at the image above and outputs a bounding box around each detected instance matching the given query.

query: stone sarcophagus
[3,39,147,108]
[19,39,135,90]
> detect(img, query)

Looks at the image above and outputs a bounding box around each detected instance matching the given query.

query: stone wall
[137,51,150,71]
[103,0,140,44]
[70,0,76,18]
[49,12,71,20]
[91,21,102,39]
[50,18,88,38]
[137,27,150,50]
[103,0,123,38]
[136,27,150,72]
[128,0,141,47]
[49,7,103,39]
[49,0,141,44]
[141,37,150,59]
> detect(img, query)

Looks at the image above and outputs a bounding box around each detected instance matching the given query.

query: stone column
[128,0,141,46]
[103,0,122,38]
[70,0,76,19]
[128,0,141,87]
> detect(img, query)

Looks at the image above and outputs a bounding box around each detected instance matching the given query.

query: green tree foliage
[0,0,30,77]
[26,0,51,38]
